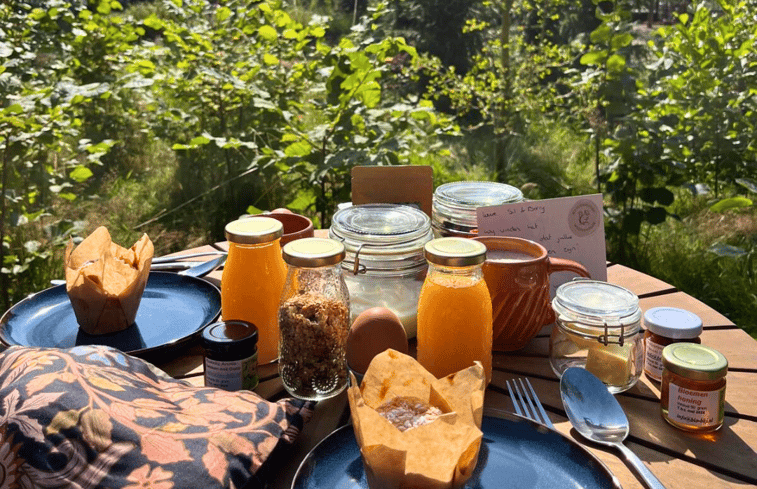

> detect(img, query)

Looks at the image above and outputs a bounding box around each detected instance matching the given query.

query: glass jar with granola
[278,238,351,400]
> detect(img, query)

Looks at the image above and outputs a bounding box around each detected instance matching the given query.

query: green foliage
[0,0,458,310]
[647,0,757,199]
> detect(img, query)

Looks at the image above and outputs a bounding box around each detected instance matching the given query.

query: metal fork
[506,377,555,429]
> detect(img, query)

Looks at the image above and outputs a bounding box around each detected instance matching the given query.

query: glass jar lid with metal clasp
[329,204,433,339]
[549,279,644,393]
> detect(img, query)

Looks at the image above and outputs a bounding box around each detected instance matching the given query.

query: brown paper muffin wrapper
[347,350,486,489]
[65,227,153,335]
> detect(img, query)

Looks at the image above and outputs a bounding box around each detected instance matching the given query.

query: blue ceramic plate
[0,272,221,358]
[292,410,620,489]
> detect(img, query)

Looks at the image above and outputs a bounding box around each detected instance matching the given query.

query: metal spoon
[560,367,667,489]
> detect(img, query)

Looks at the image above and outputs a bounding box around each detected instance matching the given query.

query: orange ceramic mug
[473,236,590,351]
[244,210,314,246]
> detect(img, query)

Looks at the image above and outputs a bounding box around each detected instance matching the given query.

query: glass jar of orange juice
[416,237,493,382]
[222,217,287,364]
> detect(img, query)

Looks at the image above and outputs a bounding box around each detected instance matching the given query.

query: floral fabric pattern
[0,345,314,489]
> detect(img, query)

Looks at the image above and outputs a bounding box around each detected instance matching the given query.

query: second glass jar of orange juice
[416,237,493,382]
[222,217,287,364]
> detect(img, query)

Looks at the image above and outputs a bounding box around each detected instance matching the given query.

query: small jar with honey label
[643,307,702,382]
[661,343,727,433]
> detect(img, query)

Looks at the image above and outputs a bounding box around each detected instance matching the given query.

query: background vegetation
[2,0,755,336]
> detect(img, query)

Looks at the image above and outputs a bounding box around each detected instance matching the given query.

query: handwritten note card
[476,194,607,295]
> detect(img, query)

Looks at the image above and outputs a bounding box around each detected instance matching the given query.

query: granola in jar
[279,293,350,399]
[278,238,350,400]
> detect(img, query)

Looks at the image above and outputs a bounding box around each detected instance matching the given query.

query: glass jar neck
[286,263,345,296]
[229,238,280,250]
[427,262,484,280]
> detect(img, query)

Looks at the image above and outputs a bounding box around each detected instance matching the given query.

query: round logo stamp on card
[568,199,601,237]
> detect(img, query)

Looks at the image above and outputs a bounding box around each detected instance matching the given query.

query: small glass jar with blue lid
[431,181,524,238]
[549,280,643,393]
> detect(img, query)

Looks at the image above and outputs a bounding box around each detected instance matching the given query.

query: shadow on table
[565,400,757,487]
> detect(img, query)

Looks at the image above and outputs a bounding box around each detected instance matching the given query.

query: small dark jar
[201,320,259,391]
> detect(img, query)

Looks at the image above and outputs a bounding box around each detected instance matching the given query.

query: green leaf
[580,50,607,66]
[190,136,211,146]
[216,6,231,22]
[606,54,626,72]
[70,166,93,183]
[245,205,264,215]
[263,53,279,65]
[4,104,23,115]
[258,25,278,42]
[284,140,311,157]
[143,16,164,30]
[644,207,667,225]
[710,197,752,212]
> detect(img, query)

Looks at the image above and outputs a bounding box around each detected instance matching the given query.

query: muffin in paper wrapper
[64,226,153,335]
[347,349,486,489]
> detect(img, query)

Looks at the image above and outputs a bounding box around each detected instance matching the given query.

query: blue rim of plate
[292,408,621,489]
[0,272,221,358]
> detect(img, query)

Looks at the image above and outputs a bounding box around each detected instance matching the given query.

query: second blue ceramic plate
[0,272,221,357]
[292,410,620,489]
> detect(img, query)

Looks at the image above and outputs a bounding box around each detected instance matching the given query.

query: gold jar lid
[225,217,283,244]
[662,343,728,381]
[423,237,486,267]
[282,238,346,267]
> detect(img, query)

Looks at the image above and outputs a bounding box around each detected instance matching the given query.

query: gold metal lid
[225,217,283,244]
[282,238,346,267]
[662,343,728,381]
[423,237,486,267]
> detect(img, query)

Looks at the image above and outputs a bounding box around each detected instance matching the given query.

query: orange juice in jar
[222,217,287,364]
[416,237,493,382]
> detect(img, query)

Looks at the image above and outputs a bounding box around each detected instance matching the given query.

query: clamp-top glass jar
[329,204,432,339]
[549,280,643,393]
[432,181,524,237]
[278,238,351,400]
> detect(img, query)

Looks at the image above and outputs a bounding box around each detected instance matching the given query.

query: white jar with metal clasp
[549,280,643,393]
[329,204,432,339]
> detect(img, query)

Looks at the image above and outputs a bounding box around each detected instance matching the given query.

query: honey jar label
[644,339,665,381]
[667,383,725,428]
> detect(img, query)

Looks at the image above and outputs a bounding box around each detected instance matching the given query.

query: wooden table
[158,241,757,489]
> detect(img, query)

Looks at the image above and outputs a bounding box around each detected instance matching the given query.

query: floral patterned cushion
[0,345,314,489]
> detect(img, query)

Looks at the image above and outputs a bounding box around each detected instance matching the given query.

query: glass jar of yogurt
[329,204,433,339]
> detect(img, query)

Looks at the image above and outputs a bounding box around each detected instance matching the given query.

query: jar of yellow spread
[661,343,727,433]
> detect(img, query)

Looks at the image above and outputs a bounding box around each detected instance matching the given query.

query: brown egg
[347,307,408,375]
